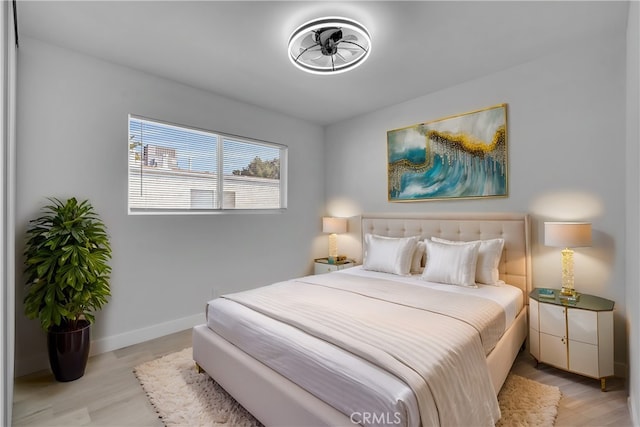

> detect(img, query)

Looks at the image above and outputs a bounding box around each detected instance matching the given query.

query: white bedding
[342,267,524,330]
[206,268,523,427]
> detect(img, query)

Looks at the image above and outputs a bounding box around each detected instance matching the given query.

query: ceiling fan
[288,17,372,75]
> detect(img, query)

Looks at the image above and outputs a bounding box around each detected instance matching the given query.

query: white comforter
[207,270,517,426]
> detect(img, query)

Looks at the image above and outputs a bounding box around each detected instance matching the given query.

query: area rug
[134,347,561,427]
[496,374,561,426]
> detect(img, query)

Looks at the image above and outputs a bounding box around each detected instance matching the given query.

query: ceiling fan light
[288,16,371,75]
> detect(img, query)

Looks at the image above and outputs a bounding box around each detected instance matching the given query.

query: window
[128,115,287,213]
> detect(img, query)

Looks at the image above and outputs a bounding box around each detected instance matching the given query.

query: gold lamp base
[328,233,338,264]
[560,248,576,297]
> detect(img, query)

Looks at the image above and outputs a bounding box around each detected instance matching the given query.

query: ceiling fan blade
[294,44,321,62]
[300,46,321,54]
[310,55,332,67]
[335,49,354,62]
[334,54,347,65]
[300,46,323,59]
[301,33,316,46]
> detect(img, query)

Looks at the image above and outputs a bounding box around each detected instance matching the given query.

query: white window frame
[128,115,288,215]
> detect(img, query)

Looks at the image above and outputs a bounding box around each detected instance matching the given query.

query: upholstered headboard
[359,212,532,298]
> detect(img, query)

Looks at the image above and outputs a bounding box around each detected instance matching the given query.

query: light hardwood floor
[13,329,633,426]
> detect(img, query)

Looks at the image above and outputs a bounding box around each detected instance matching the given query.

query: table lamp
[544,222,592,297]
[322,217,347,264]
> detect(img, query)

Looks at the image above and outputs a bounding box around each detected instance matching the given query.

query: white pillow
[363,234,418,276]
[411,241,426,274]
[431,237,505,285]
[421,239,481,287]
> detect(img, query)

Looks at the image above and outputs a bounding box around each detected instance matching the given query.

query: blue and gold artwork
[387,104,508,201]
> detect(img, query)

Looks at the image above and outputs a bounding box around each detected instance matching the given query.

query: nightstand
[313,258,355,275]
[529,288,614,391]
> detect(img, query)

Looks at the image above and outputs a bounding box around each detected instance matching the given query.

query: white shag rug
[135,347,561,427]
[496,374,562,427]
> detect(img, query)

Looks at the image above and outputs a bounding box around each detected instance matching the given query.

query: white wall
[325,30,629,374]
[14,37,326,375]
[625,0,639,423]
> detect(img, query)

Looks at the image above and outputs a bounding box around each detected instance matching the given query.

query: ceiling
[16,1,629,126]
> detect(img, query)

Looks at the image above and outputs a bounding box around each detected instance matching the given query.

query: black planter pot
[47,320,91,382]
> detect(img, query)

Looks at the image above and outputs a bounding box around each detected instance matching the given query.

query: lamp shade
[322,217,347,234]
[544,222,592,248]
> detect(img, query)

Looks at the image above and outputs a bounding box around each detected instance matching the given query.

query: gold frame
[387,104,508,202]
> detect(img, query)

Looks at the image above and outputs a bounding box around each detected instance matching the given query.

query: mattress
[205,268,523,427]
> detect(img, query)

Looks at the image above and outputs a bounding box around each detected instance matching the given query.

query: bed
[193,212,531,426]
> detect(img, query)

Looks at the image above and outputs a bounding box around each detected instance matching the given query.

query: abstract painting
[387,104,508,201]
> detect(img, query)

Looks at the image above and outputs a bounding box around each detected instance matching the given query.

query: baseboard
[90,312,205,356]
[14,312,205,377]
[630,396,639,427]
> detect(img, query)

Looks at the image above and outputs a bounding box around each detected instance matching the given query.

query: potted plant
[24,197,112,382]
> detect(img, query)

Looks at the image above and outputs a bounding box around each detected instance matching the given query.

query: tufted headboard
[360,212,532,298]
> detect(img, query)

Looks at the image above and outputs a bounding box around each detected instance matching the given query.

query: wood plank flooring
[510,352,632,427]
[12,329,633,426]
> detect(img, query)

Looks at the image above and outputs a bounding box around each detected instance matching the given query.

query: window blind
[128,115,287,213]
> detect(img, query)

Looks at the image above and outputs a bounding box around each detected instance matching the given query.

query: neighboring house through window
[128,115,287,213]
